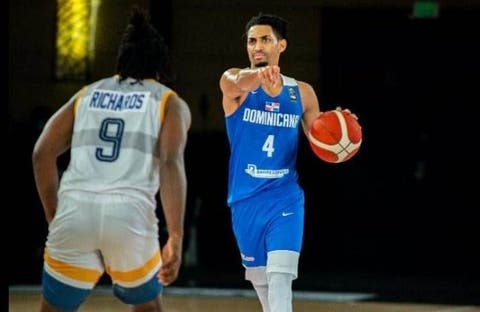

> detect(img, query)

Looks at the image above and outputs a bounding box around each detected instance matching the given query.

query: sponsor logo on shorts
[241,253,255,262]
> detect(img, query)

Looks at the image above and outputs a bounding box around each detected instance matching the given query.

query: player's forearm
[159,158,186,239]
[227,68,261,92]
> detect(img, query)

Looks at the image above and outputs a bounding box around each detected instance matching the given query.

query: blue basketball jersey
[225,75,303,205]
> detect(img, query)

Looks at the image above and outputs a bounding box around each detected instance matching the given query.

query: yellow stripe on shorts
[107,250,161,283]
[44,248,102,283]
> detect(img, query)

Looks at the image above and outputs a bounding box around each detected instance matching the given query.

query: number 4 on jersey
[262,134,275,157]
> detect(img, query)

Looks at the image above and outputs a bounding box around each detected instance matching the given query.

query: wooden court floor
[9,287,480,312]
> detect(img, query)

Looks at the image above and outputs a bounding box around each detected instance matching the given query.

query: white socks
[248,251,299,312]
[267,272,293,312]
[253,272,294,312]
[253,283,270,312]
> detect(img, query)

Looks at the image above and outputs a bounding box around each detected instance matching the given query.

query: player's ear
[278,38,287,53]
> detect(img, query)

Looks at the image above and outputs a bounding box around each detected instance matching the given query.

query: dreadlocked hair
[115,6,170,83]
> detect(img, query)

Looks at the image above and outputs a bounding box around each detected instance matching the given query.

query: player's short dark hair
[244,12,288,40]
[115,6,170,83]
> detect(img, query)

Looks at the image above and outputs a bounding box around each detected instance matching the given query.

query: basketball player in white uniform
[32,7,191,312]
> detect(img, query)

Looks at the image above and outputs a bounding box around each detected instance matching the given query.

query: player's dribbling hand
[158,236,183,286]
[336,106,359,120]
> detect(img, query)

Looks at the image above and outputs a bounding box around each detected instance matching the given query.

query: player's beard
[254,61,268,68]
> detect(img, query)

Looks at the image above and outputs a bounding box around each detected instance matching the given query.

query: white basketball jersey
[58,76,175,206]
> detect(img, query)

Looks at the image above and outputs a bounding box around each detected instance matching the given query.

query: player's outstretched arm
[220,65,281,115]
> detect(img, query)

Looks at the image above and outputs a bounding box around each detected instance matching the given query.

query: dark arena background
[8,0,480,310]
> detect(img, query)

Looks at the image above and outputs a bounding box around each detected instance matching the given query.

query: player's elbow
[32,141,47,168]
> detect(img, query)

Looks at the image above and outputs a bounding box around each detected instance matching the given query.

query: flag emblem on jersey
[265,101,280,112]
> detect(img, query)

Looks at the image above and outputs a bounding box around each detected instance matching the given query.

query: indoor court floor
[9,286,480,312]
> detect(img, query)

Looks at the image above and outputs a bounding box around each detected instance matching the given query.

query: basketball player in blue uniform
[220,13,323,312]
[32,7,191,312]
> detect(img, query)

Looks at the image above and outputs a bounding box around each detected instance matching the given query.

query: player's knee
[266,250,299,278]
[42,269,90,311]
[113,273,163,305]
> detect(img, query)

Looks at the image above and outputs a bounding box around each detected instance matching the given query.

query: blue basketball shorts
[230,183,305,268]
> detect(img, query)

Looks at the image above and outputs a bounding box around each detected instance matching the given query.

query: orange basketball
[308,109,363,163]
